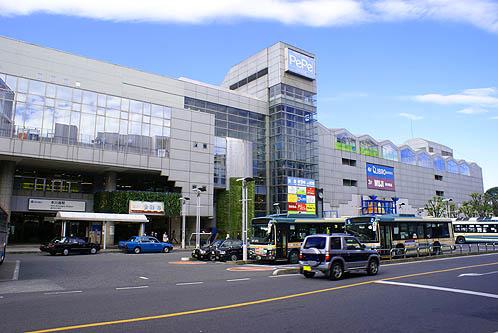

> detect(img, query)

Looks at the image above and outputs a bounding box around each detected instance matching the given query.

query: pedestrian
[171,230,178,244]
[163,232,169,243]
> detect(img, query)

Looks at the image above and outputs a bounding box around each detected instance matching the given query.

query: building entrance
[10,212,61,243]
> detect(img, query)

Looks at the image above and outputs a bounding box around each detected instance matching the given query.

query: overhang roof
[54,212,148,223]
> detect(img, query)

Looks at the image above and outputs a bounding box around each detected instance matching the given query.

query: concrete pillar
[0,161,15,223]
[103,172,117,192]
[105,221,115,247]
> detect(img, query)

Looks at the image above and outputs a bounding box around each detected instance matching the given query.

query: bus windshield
[251,222,274,245]
[347,222,378,243]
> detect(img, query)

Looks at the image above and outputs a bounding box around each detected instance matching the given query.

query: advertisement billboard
[129,201,165,215]
[287,177,316,214]
[366,163,395,191]
[285,48,316,80]
[28,199,86,212]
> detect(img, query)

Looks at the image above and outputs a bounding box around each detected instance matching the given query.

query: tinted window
[303,237,326,249]
[345,238,363,250]
[330,237,342,250]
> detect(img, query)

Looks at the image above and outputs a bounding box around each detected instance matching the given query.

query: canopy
[54,212,149,223]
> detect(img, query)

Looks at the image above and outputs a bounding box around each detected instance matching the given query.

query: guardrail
[379,242,498,261]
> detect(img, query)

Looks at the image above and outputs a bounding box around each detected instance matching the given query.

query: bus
[345,214,454,254]
[249,214,346,263]
[0,206,8,265]
[452,217,498,244]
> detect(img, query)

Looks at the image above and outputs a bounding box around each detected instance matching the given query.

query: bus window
[491,225,498,233]
[288,224,308,243]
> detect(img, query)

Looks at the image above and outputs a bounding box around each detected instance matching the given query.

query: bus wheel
[288,251,299,264]
[456,236,466,244]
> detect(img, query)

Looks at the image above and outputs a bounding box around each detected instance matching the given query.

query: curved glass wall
[381,143,398,161]
[433,156,446,172]
[400,148,416,165]
[459,163,470,176]
[359,138,379,157]
[447,160,459,174]
[0,73,171,157]
[417,152,432,168]
[335,132,356,152]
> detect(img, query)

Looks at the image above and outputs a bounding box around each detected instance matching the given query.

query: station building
[0,36,483,244]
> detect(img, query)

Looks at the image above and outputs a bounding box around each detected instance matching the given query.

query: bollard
[459,244,463,254]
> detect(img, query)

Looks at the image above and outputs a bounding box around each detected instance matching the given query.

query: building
[0,36,483,244]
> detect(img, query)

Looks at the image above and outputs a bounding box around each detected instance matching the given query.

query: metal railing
[380,242,498,261]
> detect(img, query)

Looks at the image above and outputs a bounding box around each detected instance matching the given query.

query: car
[299,234,380,280]
[192,239,224,260]
[118,236,173,254]
[214,239,243,261]
[40,237,100,256]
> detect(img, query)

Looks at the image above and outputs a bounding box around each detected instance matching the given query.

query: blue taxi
[118,236,173,254]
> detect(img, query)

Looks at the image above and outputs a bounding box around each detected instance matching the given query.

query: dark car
[192,239,224,260]
[118,236,173,254]
[299,234,380,280]
[214,239,243,261]
[40,237,100,256]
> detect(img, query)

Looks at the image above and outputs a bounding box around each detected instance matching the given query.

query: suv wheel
[329,261,344,280]
[303,271,315,278]
[367,259,379,276]
[230,254,238,262]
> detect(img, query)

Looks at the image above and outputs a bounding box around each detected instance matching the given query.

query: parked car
[214,239,243,261]
[299,234,380,280]
[192,239,224,260]
[118,236,173,254]
[40,237,100,256]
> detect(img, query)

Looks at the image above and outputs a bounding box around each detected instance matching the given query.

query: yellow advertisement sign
[306,203,316,213]
[287,193,298,203]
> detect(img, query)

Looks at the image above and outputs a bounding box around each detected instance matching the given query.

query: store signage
[285,48,316,80]
[28,199,86,212]
[129,201,164,215]
[287,177,316,215]
[366,163,395,191]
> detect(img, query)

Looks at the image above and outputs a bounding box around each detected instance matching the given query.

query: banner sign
[28,199,86,212]
[285,48,316,80]
[129,201,165,215]
[287,177,316,215]
[366,163,395,191]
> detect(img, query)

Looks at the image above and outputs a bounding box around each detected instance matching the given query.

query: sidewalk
[6,244,196,254]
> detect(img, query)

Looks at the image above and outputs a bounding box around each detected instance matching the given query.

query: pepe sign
[366,163,395,191]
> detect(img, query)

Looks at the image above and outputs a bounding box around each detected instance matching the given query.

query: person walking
[171,230,178,244]
[162,232,169,243]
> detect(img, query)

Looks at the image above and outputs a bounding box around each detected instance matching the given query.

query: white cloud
[490,116,498,120]
[0,0,498,32]
[413,87,498,106]
[456,107,489,115]
[399,112,423,120]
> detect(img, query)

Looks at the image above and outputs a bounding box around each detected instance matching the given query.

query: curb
[272,268,299,276]
[381,250,498,264]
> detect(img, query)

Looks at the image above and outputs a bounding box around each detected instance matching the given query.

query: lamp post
[442,198,453,218]
[273,202,281,214]
[192,186,206,249]
[179,196,190,249]
[237,177,254,262]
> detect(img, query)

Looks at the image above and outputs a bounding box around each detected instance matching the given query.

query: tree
[425,196,447,217]
[485,187,498,216]
[459,192,493,218]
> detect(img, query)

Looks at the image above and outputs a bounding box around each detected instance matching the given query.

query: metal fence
[377,243,498,261]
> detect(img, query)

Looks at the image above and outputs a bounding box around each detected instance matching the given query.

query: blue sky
[0,0,497,189]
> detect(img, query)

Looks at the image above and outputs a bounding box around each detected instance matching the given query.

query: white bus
[452,218,498,244]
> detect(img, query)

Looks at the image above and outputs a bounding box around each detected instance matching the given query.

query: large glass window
[447,160,459,174]
[459,163,470,176]
[0,74,171,157]
[400,148,416,165]
[335,132,356,152]
[381,144,398,161]
[359,138,379,157]
[417,152,432,168]
[433,156,446,172]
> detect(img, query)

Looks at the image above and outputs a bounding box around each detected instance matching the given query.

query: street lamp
[179,196,190,249]
[237,177,254,262]
[192,186,207,249]
[273,202,281,214]
[442,198,453,218]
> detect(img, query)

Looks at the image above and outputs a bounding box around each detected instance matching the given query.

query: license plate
[303,265,311,272]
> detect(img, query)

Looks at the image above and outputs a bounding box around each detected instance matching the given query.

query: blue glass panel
[400,148,416,165]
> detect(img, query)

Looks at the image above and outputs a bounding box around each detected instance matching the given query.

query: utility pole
[179,196,190,249]
[237,177,254,262]
[192,186,206,249]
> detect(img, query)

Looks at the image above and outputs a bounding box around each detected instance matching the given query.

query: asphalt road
[0,251,497,332]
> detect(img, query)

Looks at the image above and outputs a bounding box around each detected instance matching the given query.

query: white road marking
[226,278,251,282]
[44,290,83,295]
[375,280,498,299]
[139,276,149,280]
[115,286,149,290]
[176,282,204,286]
[382,252,498,267]
[458,270,498,277]
[12,260,20,281]
[268,274,300,278]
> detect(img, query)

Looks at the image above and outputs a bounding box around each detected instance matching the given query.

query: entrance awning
[54,212,149,223]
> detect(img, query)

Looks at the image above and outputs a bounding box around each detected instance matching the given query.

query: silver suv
[299,234,380,280]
